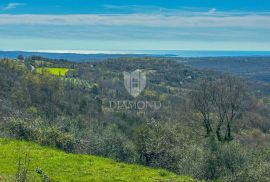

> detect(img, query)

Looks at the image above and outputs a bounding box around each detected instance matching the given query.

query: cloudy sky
[0,0,270,51]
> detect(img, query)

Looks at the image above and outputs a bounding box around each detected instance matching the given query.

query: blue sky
[0,0,270,51]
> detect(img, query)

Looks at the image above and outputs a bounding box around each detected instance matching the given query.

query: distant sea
[140,50,270,57]
[1,50,270,61]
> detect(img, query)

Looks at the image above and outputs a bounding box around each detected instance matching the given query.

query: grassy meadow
[36,67,73,76]
[0,138,196,182]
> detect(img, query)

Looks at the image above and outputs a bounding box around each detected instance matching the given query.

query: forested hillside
[0,57,270,181]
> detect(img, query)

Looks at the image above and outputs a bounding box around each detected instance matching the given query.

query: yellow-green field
[36,67,73,76]
[0,138,196,182]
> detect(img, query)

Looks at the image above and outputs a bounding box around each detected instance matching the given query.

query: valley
[0,56,269,181]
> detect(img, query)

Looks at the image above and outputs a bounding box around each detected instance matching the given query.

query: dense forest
[0,56,270,181]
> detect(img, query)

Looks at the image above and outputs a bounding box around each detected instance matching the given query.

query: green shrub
[201,136,248,181]
[8,118,77,153]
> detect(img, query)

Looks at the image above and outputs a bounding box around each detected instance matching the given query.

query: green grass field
[0,138,196,182]
[36,67,73,76]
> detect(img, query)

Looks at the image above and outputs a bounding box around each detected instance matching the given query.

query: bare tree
[191,80,214,136]
[191,77,249,142]
[213,77,249,142]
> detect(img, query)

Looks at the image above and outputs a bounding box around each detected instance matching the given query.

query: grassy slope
[0,138,196,182]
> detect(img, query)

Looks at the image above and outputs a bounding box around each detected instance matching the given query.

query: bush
[8,118,77,153]
[134,120,204,175]
[40,128,77,153]
[201,136,248,181]
[236,146,270,182]
[84,122,139,163]
[8,118,39,141]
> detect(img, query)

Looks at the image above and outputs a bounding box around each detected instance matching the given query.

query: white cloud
[22,50,130,54]
[0,13,270,29]
[208,8,217,14]
[2,3,25,10]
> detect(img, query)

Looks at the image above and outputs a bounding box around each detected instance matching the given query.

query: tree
[191,80,214,136]
[202,136,248,180]
[191,77,250,142]
[212,77,249,141]
[134,120,180,171]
